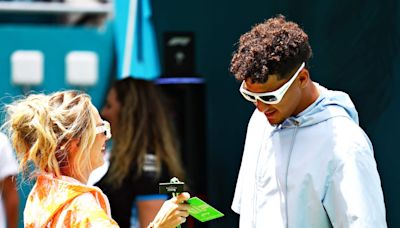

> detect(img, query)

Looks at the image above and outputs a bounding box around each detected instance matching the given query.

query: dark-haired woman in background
[95,77,185,228]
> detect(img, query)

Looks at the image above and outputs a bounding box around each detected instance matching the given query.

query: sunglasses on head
[95,120,112,140]
[239,62,305,104]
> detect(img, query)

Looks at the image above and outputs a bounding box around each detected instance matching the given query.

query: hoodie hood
[24,174,111,227]
[280,84,359,128]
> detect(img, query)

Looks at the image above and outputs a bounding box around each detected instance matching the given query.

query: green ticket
[187,197,224,222]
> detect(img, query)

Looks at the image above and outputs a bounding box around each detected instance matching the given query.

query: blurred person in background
[4,90,189,227]
[95,77,185,228]
[0,132,19,228]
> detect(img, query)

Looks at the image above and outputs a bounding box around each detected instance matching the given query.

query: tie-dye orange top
[24,174,119,227]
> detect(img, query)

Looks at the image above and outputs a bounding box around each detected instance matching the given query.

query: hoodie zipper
[252,120,299,228]
[284,121,299,228]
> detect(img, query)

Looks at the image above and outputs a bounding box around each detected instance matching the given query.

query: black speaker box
[157,80,207,228]
[163,32,196,76]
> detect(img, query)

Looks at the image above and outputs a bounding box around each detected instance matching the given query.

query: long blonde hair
[105,78,184,187]
[4,91,98,181]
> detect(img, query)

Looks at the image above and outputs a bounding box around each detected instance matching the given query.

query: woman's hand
[148,192,190,228]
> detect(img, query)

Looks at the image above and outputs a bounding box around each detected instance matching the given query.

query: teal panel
[0,23,114,108]
[114,0,160,79]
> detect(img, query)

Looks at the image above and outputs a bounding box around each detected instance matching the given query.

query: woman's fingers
[175,209,189,218]
[173,215,187,226]
[150,192,191,227]
[176,203,190,211]
[173,192,190,203]
[171,193,190,226]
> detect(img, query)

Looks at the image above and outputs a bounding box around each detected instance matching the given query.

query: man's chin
[265,115,283,126]
[265,115,276,124]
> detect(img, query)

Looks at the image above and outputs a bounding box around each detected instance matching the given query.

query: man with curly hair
[230,15,387,227]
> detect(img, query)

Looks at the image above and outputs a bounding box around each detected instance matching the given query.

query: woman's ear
[68,138,81,153]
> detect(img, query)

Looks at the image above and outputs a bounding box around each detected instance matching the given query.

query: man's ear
[298,69,310,88]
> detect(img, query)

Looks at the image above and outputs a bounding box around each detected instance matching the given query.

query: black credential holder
[159,177,185,228]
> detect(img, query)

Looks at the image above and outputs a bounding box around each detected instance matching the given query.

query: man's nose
[255,99,270,112]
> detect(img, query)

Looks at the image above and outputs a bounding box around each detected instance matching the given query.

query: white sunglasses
[95,120,112,140]
[239,62,305,104]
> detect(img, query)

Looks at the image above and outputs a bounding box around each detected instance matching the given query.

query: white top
[0,132,18,228]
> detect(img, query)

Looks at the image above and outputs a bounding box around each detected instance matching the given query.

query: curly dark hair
[230,15,312,83]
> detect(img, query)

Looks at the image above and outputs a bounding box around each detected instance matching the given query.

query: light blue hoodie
[232,84,387,227]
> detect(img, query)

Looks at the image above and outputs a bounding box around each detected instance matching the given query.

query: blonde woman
[96,78,185,228]
[4,91,189,227]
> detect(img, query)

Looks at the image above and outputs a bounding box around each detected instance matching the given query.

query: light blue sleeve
[323,142,387,228]
[232,110,267,214]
